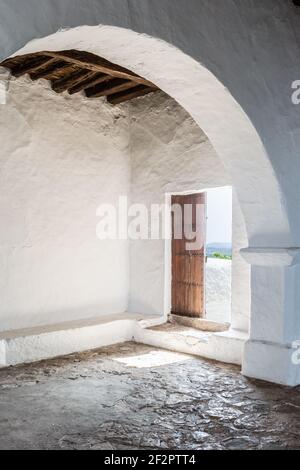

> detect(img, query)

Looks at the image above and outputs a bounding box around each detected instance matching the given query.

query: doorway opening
[205,187,232,324]
[170,187,232,328]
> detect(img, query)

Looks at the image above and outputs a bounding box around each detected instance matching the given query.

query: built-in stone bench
[0,313,247,368]
[0,313,162,367]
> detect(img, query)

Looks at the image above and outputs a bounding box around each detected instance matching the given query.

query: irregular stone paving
[0,342,299,450]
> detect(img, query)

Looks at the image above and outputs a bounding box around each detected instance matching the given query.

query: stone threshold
[168,313,230,332]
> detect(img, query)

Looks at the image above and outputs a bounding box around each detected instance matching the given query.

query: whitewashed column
[241,248,300,386]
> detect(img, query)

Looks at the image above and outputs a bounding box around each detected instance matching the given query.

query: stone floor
[0,342,299,450]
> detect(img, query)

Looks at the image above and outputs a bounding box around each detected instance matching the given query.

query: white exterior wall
[0,76,131,332]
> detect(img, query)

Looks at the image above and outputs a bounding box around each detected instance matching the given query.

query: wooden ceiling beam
[30,60,71,80]
[107,85,156,105]
[6,56,54,78]
[68,72,111,95]
[51,69,92,93]
[41,50,155,87]
[0,50,159,105]
[85,78,139,98]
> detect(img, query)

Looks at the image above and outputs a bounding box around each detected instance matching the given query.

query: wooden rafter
[41,50,154,87]
[108,85,156,105]
[68,72,111,95]
[0,49,159,105]
[12,56,53,77]
[51,69,92,93]
[85,78,138,98]
[30,60,72,80]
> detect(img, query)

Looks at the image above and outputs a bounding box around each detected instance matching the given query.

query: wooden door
[171,193,206,318]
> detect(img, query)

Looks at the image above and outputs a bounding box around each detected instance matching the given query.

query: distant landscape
[206,243,232,259]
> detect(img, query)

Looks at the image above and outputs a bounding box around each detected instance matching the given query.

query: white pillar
[241,248,300,386]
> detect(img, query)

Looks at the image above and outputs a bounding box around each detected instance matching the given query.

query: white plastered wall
[128,92,249,332]
[0,75,250,340]
[0,75,130,332]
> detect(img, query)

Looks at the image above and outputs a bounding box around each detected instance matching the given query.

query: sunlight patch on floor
[112,349,191,368]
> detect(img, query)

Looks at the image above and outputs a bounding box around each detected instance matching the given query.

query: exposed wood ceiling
[0,49,158,105]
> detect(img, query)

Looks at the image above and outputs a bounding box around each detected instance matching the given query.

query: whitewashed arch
[8,24,291,248]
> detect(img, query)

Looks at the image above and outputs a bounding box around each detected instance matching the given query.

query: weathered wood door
[171,193,206,318]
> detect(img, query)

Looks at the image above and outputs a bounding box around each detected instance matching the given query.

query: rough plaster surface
[0,76,130,331]
[0,342,299,450]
